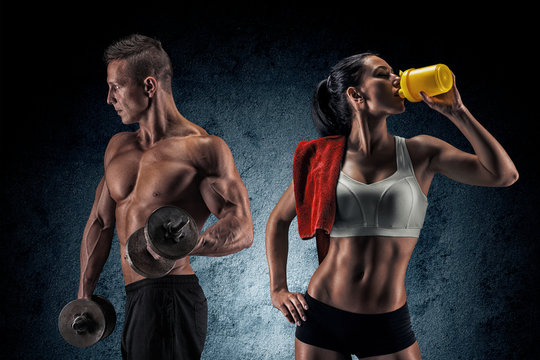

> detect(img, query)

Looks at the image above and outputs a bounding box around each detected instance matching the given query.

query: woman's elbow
[496,168,519,187]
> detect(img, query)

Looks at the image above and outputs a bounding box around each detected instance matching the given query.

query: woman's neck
[347,113,390,155]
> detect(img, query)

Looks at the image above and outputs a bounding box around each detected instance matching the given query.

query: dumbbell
[58,295,116,348]
[125,205,199,278]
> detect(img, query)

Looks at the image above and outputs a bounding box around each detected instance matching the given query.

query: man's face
[106,60,149,124]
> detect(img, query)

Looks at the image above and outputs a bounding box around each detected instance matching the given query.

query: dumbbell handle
[163,219,189,243]
[72,313,91,334]
[142,220,188,260]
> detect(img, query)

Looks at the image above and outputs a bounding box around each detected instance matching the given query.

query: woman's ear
[346,86,364,104]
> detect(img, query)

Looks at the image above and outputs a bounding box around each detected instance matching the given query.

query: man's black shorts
[121,274,207,360]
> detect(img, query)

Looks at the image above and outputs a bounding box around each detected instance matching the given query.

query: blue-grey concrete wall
[2,5,538,359]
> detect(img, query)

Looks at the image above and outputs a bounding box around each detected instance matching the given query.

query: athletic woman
[265,53,518,359]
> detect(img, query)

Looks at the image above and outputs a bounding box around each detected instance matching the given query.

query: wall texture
[2,4,538,359]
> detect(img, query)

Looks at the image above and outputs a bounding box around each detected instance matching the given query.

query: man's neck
[136,93,185,147]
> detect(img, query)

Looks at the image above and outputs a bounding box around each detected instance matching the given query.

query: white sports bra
[330,136,428,238]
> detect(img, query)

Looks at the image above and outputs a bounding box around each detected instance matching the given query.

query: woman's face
[356,56,405,116]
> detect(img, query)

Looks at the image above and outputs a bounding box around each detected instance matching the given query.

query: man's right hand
[271,289,308,326]
[77,292,92,300]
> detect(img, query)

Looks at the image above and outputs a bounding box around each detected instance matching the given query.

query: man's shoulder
[166,133,229,153]
[103,132,137,163]
[104,131,138,153]
[167,134,234,176]
[166,134,234,172]
[108,131,137,147]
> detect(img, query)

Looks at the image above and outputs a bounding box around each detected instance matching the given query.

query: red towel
[292,135,346,263]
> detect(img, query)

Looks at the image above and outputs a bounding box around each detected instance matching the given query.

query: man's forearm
[77,217,114,299]
[191,212,253,257]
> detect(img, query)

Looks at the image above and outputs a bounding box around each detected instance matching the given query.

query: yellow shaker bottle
[398,64,453,102]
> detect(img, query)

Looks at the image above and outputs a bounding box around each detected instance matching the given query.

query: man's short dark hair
[104,34,173,92]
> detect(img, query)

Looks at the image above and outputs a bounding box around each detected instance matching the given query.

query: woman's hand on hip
[271,289,308,326]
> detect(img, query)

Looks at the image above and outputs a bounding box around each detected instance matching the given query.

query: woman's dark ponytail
[311,79,345,137]
[311,52,377,137]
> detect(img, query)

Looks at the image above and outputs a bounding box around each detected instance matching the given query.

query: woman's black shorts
[295,293,416,358]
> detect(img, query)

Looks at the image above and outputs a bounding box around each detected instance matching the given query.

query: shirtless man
[76,34,253,359]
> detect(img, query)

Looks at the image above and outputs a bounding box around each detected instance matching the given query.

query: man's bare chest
[105,146,199,204]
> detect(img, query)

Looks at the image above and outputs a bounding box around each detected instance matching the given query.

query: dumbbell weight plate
[92,295,116,340]
[125,227,176,278]
[58,295,116,348]
[145,206,199,260]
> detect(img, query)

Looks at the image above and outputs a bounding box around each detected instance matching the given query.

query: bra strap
[396,136,415,175]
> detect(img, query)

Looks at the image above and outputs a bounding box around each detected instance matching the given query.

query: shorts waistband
[125,274,199,293]
[305,292,409,319]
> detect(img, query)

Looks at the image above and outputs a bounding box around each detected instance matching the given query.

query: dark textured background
[1,4,538,359]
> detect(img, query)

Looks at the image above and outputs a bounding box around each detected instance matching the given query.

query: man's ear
[144,77,158,98]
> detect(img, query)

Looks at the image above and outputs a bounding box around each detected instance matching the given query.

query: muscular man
[76,34,253,359]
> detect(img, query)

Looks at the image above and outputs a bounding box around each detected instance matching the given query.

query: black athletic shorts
[121,275,207,360]
[295,293,416,357]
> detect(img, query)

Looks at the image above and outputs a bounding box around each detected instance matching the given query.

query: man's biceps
[200,176,223,194]
[202,176,248,211]
[94,179,116,224]
[200,177,230,207]
[203,173,247,195]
